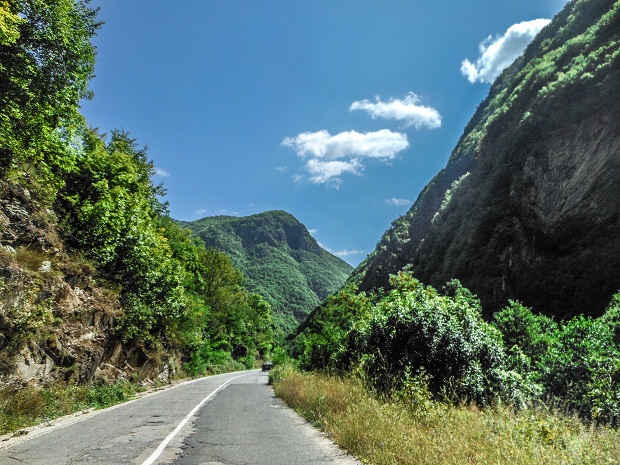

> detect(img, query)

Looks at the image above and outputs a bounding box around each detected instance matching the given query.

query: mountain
[350,0,620,318]
[179,211,353,333]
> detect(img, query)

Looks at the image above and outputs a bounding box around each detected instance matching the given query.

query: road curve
[0,370,360,465]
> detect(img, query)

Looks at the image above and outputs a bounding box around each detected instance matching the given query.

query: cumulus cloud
[349,93,441,129]
[282,129,409,184]
[386,197,412,206]
[461,18,551,84]
[282,129,408,160]
[155,168,170,177]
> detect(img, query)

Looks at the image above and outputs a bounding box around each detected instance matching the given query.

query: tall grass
[271,367,620,465]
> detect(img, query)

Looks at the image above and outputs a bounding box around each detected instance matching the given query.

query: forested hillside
[0,0,276,388]
[179,211,353,333]
[350,0,620,318]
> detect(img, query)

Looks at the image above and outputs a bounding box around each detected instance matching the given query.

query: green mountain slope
[179,211,353,333]
[350,0,620,318]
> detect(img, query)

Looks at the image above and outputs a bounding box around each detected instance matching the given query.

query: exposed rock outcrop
[352,0,620,318]
[0,180,175,386]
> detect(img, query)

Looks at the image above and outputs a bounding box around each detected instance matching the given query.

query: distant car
[261,361,273,372]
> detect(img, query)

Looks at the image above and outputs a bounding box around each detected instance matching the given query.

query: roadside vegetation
[281,271,620,463]
[0,380,139,435]
[271,366,620,465]
[0,0,280,432]
[293,273,620,426]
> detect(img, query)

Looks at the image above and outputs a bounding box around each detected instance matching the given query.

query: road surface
[0,370,360,464]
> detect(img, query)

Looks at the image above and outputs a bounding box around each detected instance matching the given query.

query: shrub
[349,274,511,405]
[538,315,620,425]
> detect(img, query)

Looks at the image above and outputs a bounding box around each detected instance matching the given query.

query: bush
[538,315,620,425]
[348,274,511,405]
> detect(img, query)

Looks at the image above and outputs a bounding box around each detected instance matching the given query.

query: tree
[0,0,100,189]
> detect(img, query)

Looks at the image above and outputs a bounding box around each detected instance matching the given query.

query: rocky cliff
[0,180,174,386]
[351,0,620,318]
[180,211,353,333]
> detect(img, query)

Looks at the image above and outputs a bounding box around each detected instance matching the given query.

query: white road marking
[141,372,249,465]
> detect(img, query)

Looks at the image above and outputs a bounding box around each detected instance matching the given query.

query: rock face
[352,0,620,318]
[0,180,172,386]
[179,211,353,332]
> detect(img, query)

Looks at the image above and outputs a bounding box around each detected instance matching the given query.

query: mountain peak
[180,211,352,332]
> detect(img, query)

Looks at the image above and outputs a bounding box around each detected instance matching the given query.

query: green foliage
[600,291,620,345]
[493,298,620,426]
[493,300,557,365]
[0,381,143,434]
[538,316,620,426]
[300,266,620,424]
[294,285,372,371]
[0,0,99,195]
[180,211,353,334]
[0,1,24,46]
[156,217,278,375]
[0,0,278,384]
[56,129,186,348]
[87,380,137,409]
[347,274,510,405]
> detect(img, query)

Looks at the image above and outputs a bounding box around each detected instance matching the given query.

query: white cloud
[334,249,365,257]
[386,197,412,206]
[282,129,409,184]
[155,168,170,177]
[275,166,287,173]
[349,93,441,129]
[194,209,207,215]
[282,129,408,161]
[461,18,551,84]
[308,228,318,235]
[306,158,362,184]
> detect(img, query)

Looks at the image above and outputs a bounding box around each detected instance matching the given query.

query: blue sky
[80,0,569,266]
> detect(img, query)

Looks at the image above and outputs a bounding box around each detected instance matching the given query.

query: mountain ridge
[179,210,353,333]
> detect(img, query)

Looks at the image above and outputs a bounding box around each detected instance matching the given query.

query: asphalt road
[0,370,360,465]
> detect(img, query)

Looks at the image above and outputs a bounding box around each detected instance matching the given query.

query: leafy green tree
[0,1,23,46]
[600,291,620,346]
[0,0,99,191]
[158,217,278,372]
[295,285,372,371]
[56,129,186,349]
[493,300,557,365]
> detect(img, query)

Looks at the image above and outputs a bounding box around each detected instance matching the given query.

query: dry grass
[272,367,620,465]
